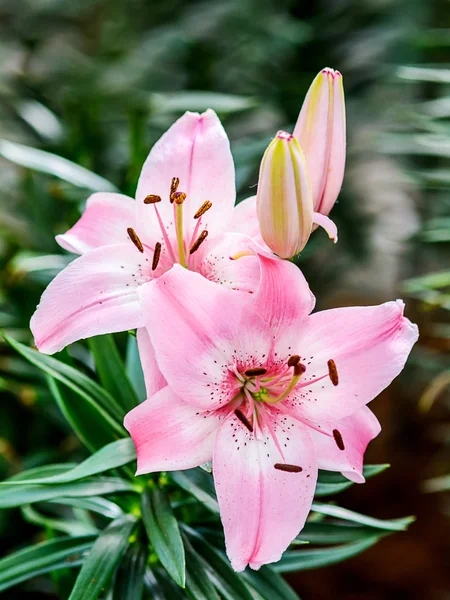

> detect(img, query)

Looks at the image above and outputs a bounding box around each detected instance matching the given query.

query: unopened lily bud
[256,131,314,259]
[294,68,346,216]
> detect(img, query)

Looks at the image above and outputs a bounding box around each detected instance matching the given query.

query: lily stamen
[190,230,208,255]
[152,242,162,271]
[328,359,339,386]
[274,463,303,473]
[287,354,301,367]
[127,227,144,253]
[170,177,180,202]
[234,408,253,432]
[333,429,345,450]
[245,367,267,377]
[194,200,213,219]
[143,194,162,204]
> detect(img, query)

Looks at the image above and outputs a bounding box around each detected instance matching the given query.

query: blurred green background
[0,0,449,598]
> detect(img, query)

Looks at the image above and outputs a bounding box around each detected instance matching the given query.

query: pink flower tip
[321,67,341,78]
[276,130,294,141]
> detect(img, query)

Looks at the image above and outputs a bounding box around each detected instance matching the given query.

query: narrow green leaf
[0,477,135,508]
[2,334,126,427]
[125,334,146,402]
[8,463,76,482]
[241,565,299,600]
[69,515,137,600]
[2,439,136,485]
[144,567,187,600]
[182,534,220,600]
[311,503,415,532]
[423,474,450,492]
[52,496,124,519]
[184,526,253,600]
[171,469,219,515]
[0,536,95,593]
[89,335,139,413]
[0,139,118,191]
[113,543,147,600]
[151,91,257,115]
[21,505,98,536]
[315,464,390,497]
[297,521,383,545]
[141,488,185,588]
[274,536,382,572]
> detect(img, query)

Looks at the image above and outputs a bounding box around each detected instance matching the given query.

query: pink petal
[191,232,262,294]
[139,265,271,410]
[213,410,317,571]
[56,193,136,254]
[135,110,235,246]
[312,211,338,242]
[124,386,219,474]
[31,243,153,354]
[288,300,418,422]
[230,196,268,249]
[308,406,381,483]
[136,328,166,398]
[253,254,315,335]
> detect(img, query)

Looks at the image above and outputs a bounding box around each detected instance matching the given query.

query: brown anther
[152,242,161,271]
[332,429,345,451]
[170,177,180,200]
[244,367,267,377]
[274,463,303,473]
[327,359,339,386]
[194,200,213,219]
[234,409,253,433]
[190,230,208,254]
[287,355,300,367]
[127,227,144,253]
[294,363,306,376]
[144,194,162,204]
[172,191,187,204]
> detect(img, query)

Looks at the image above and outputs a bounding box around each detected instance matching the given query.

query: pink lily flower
[30,110,264,355]
[124,256,418,571]
[294,67,346,216]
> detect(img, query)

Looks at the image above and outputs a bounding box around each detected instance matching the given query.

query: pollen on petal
[332,429,345,451]
[328,359,339,386]
[234,409,253,432]
[127,227,144,253]
[274,463,303,473]
[245,367,267,377]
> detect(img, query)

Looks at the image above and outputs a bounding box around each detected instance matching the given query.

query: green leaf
[21,505,98,536]
[113,543,147,600]
[182,534,220,600]
[151,91,257,115]
[0,139,118,191]
[315,464,390,497]
[242,566,299,600]
[69,515,137,600]
[144,567,187,600]
[52,496,124,519]
[184,526,253,600]
[89,335,139,413]
[141,488,185,588]
[297,521,384,545]
[0,477,136,508]
[397,64,450,83]
[310,502,415,532]
[0,535,95,593]
[2,334,126,426]
[8,463,77,482]
[3,439,136,485]
[125,334,146,402]
[274,536,382,572]
[171,469,219,515]
[423,474,450,493]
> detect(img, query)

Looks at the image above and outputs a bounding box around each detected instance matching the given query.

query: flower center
[143,177,212,270]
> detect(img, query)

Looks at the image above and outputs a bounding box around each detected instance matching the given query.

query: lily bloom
[256,131,337,259]
[30,110,264,355]
[124,256,418,571]
[294,67,346,216]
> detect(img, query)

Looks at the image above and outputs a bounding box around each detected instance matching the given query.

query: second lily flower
[256,68,345,259]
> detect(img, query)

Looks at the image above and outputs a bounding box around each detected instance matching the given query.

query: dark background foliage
[0,0,449,598]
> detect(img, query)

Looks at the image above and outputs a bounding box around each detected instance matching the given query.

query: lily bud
[256,131,314,259]
[293,68,346,216]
